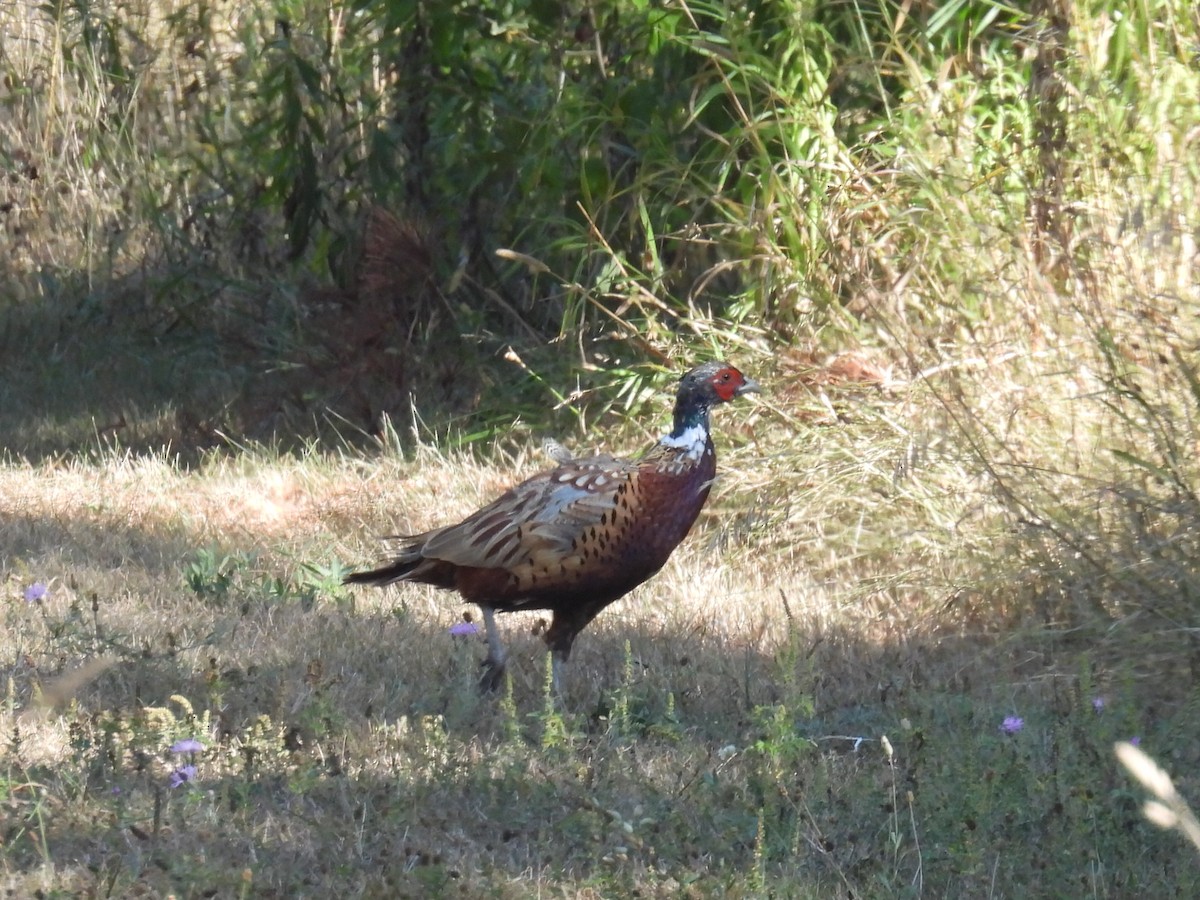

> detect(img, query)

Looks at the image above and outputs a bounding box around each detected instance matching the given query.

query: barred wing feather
[419,458,634,572]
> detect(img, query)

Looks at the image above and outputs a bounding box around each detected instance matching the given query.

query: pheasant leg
[478,607,507,692]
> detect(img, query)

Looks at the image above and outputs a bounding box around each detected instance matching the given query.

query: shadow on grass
[0,296,253,463]
[0,275,574,466]
[4,544,1198,897]
[2,510,204,579]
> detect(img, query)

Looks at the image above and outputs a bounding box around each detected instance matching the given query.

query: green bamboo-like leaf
[1110,448,1173,484]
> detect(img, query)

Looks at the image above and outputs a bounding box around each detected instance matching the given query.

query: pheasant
[345,360,760,690]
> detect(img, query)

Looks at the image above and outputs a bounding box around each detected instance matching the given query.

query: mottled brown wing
[419,456,635,587]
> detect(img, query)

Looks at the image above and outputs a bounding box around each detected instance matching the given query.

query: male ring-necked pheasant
[345,361,760,690]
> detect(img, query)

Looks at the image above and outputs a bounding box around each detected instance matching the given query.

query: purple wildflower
[1000,716,1024,735]
[1130,736,1141,746]
[1092,697,1105,713]
[169,765,197,788]
[23,583,48,603]
[170,738,204,754]
[449,621,478,637]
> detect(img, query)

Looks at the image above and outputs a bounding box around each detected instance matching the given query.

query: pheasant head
[661,361,760,457]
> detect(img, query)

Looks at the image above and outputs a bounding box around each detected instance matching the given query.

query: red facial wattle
[711,368,744,402]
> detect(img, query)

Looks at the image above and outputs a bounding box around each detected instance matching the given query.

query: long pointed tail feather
[343,559,418,587]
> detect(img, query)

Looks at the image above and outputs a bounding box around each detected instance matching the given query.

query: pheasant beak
[735,377,762,398]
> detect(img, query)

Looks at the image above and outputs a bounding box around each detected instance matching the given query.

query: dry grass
[5,348,1193,895]
[0,385,982,895]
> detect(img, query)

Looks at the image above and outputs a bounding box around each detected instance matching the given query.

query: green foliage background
[10,0,1193,446]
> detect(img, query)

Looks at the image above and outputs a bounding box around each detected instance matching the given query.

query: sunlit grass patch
[0,403,1194,895]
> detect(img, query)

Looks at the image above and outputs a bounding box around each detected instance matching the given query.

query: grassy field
[5,0,1200,896]
[5,352,1199,897]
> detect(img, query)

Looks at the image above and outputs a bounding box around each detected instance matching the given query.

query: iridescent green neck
[661,394,711,458]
